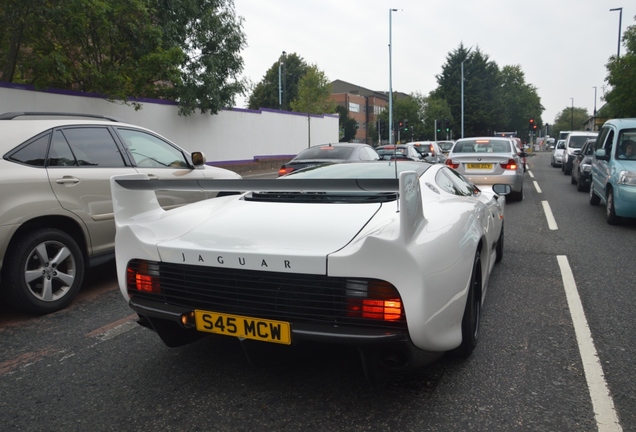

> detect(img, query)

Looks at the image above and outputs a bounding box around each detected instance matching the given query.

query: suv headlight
[618,171,636,186]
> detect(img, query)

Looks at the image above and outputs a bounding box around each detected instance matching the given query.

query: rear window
[414,144,432,154]
[453,139,510,153]
[568,135,595,149]
[295,146,354,160]
[377,147,408,157]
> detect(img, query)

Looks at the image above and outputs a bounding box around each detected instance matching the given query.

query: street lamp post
[593,86,597,131]
[388,8,401,145]
[278,51,286,110]
[570,98,574,131]
[461,60,465,138]
[610,7,623,58]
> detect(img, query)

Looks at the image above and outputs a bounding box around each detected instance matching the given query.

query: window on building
[349,102,360,113]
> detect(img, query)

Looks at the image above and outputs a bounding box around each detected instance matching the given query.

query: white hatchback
[551,140,566,167]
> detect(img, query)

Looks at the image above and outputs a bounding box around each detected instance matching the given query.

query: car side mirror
[191,151,206,166]
[594,149,609,161]
[573,149,581,155]
[492,184,512,195]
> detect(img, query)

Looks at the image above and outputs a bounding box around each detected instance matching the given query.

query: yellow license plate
[466,163,493,169]
[194,310,291,345]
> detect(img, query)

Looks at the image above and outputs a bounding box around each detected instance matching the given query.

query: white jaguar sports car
[111,161,511,376]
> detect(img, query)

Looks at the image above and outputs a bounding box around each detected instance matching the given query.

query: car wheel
[606,189,621,225]
[495,223,504,264]
[589,181,600,206]
[2,229,85,314]
[453,250,482,358]
[576,175,587,192]
[509,184,523,202]
[551,158,555,167]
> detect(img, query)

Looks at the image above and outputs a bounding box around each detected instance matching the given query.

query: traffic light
[403,119,409,132]
[436,119,441,133]
[528,118,535,131]
[398,121,404,131]
[445,119,450,132]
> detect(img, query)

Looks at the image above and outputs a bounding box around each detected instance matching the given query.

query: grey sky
[234,0,635,128]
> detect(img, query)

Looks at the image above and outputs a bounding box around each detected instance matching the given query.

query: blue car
[589,118,636,224]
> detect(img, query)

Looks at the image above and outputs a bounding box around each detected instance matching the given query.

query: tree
[430,43,543,138]
[247,53,308,110]
[0,0,247,116]
[336,105,358,142]
[499,65,543,136]
[290,64,336,114]
[603,15,636,117]
[552,107,590,137]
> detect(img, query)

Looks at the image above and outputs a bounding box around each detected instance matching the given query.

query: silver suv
[562,131,598,175]
[0,112,240,314]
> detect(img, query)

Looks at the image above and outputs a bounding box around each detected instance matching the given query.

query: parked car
[551,140,566,167]
[562,131,598,175]
[570,138,596,191]
[437,140,454,156]
[0,112,241,314]
[445,137,526,201]
[278,143,379,176]
[375,144,423,162]
[589,118,636,224]
[407,141,447,164]
[111,161,511,379]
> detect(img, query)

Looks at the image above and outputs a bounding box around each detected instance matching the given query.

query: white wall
[0,84,339,163]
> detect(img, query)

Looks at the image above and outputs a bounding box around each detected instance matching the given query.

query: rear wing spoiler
[111,172,423,239]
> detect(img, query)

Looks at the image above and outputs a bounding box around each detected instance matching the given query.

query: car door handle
[146,174,159,180]
[55,176,80,185]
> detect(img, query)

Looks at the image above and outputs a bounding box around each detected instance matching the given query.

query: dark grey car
[571,138,596,191]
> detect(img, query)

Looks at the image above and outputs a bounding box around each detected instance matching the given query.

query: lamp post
[610,7,623,58]
[278,51,286,110]
[461,60,465,138]
[388,8,401,145]
[592,86,597,131]
[570,98,574,131]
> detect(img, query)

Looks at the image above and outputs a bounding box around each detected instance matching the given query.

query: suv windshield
[568,135,593,148]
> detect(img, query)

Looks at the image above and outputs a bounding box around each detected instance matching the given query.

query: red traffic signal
[528,118,535,131]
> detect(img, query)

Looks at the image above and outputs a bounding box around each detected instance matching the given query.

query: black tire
[453,250,482,358]
[495,224,504,264]
[606,189,621,225]
[550,158,554,167]
[508,185,523,202]
[576,175,587,192]
[589,181,601,205]
[2,229,85,314]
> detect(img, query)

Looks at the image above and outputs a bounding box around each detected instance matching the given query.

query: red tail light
[345,279,403,321]
[347,298,402,320]
[445,158,459,169]
[500,159,518,170]
[278,166,294,177]
[127,260,161,294]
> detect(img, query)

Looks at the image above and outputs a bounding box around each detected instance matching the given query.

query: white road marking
[528,170,535,178]
[98,320,138,341]
[557,256,622,432]
[542,201,558,230]
[533,181,542,193]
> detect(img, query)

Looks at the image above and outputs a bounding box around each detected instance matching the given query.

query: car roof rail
[0,112,123,122]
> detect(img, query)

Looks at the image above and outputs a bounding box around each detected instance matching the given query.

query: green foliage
[290,64,336,114]
[603,16,636,118]
[431,43,543,138]
[0,0,247,116]
[336,105,358,142]
[247,53,308,110]
[552,106,590,137]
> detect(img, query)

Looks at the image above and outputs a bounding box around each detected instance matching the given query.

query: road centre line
[528,170,535,178]
[542,201,558,230]
[533,181,542,193]
[557,256,622,432]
